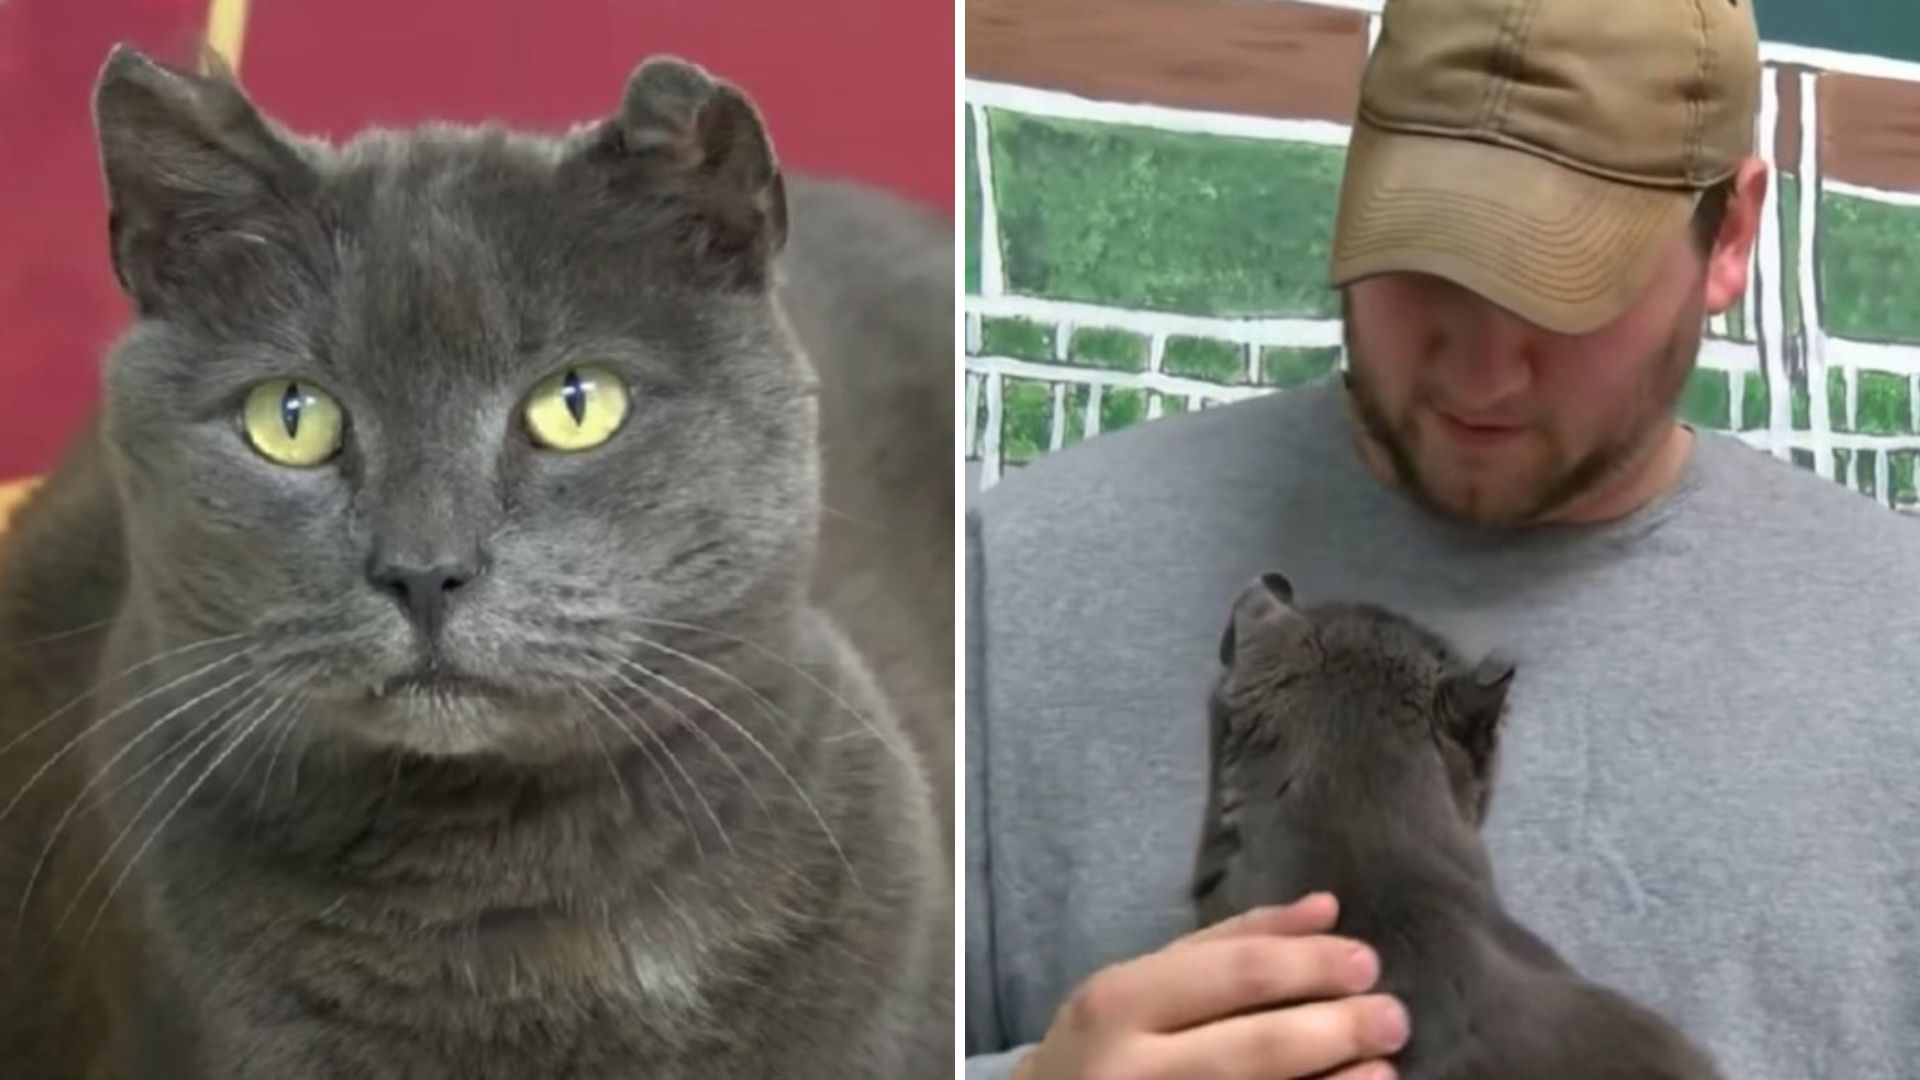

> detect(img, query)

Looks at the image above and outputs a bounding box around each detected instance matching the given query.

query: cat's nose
[368,558,481,638]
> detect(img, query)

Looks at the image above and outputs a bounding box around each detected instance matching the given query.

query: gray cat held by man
[1192,573,1722,1080]
[0,45,951,1079]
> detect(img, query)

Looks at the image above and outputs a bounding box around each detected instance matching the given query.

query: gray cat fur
[1193,573,1721,1080]
[0,45,951,1079]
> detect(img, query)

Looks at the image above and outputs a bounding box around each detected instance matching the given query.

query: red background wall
[0,0,954,481]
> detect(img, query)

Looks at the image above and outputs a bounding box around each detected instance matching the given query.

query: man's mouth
[1434,409,1528,447]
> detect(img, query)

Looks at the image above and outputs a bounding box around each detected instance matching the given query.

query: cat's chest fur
[166,912,775,1079]
[89,712,936,1080]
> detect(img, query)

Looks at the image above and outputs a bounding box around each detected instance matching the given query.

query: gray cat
[0,46,951,1079]
[1193,573,1722,1080]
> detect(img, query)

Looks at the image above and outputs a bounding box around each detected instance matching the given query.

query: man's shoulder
[1692,430,1920,558]
[967,385,1342,694]
[971,381,1334,551]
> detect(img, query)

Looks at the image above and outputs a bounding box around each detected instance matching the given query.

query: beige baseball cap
[1328,0,1761,334]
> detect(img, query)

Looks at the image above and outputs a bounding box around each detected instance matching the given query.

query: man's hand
[1013,893,1408,1080]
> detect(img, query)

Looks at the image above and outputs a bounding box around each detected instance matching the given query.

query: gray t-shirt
[966,377,1920,1079]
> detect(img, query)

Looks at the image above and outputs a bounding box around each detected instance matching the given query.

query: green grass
[988,109,1344,317]
[1779,173,1804,341]
[1855,370,1914,435]
[1260,347,1341,387]
[1102,387,1147,433]
[966,108,982,295]
[1163,336,1246,383]
[1069,327,1150,372]
[981,317,1055,361]
[1679,368,1732,430]
[1821,191,1920,344]
[1740,370,1770,431]
[1001,378,1053,464]
[1892,451,1917,505]
[1723,292,1748,341]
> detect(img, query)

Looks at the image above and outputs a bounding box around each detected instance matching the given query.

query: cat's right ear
[93,45,315,314]
[1439,655,1514,770]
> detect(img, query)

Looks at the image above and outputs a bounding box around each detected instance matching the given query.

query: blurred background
[0,0,953,487]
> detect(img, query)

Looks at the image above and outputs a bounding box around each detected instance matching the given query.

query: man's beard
[1342,305,1703,528]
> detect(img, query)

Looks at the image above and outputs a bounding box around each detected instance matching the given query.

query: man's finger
[1132,994,1410,1080]
[1178,893,1340,948]
[1069,932,1381,1034]
[1322,1060,1398,1080]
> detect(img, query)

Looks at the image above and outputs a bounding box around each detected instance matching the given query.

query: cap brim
[1329,120,1700,335]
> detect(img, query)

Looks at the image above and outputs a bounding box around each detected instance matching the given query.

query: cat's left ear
[1439,655,1514,771]
[575,56,787,281]
[1220,571,1305,670]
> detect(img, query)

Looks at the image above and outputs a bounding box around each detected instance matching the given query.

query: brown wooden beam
[1821,71,1920,193]
[967,0,1369,125]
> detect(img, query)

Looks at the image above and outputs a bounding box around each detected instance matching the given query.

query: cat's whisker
[609,656,857,891]
[570,687,711,861]
[47,680,276,944]
[0,617,117,655]
[12,673,274,945]
[0,654,256,832]
[626,617,918,774]
[820,502,893,534]
[586,681,734,857]
[255,700,308,815]
[573,706,634,812]
[75,691,291,948]
[217,680,302,817]
[0,632,250,761]
[94,681,293,816]
[286,704,315,799]
[585,657,775,825]
[617,638,806,757]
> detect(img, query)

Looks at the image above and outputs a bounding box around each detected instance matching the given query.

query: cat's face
[91,49,811,757]
[1213,573,1513,827]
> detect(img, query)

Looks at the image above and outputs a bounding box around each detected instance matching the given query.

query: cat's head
[1213,572,1514,828]
[91,47,811,758]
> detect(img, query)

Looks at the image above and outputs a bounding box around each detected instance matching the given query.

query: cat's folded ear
[1220,571,1306,670]
[1439,655,1514,770]
[93,45,317,314]
[571,56,787,284]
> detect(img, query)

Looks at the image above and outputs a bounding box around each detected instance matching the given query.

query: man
[965,0,1920,1077]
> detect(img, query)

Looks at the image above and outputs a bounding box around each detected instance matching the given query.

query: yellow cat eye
[242,379,345,468]
[525,366,630,452]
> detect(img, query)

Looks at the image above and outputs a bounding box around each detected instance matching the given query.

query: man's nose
[1442,302,1537,408]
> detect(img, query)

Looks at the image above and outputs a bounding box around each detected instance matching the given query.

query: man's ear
[566,56,787,285]
[94,45,317,314]
[1703,157,1768,316]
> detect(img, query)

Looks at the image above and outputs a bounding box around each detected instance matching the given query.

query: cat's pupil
[561,371,588,426]
[280,383,303,439]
